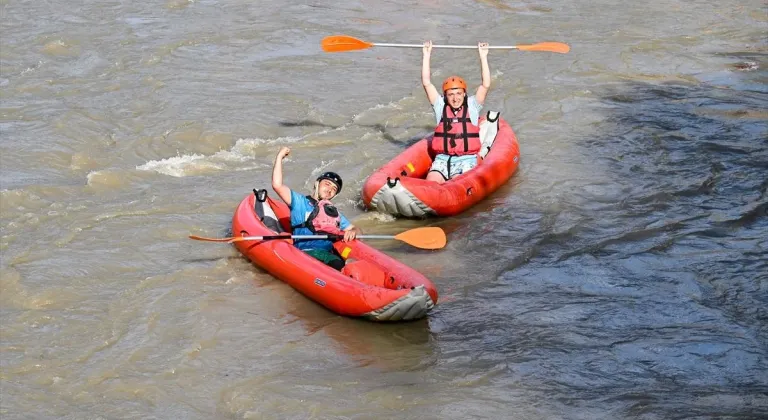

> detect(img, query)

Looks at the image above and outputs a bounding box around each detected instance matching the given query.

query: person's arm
[475,42,490,105]
[422,41,440,105]
[339,214,361,241]
[271,146,292,206]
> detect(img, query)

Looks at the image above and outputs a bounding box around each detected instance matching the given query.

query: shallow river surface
[1,0,767,418]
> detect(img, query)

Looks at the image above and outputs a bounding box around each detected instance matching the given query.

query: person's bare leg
[426,171,446,184]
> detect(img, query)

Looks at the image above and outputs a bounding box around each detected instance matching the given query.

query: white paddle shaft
[238,235,394,241]
[373,42,520,50]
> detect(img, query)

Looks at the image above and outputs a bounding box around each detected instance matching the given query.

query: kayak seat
[341,260,389,288]
[253,189,285,234]
[478,110,500,159]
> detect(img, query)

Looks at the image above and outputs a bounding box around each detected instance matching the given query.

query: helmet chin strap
[312,181,320,200]
[447,92,468,113]
[313,180,339,201]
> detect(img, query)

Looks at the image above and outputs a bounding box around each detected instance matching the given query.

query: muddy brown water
[2,0,767,418]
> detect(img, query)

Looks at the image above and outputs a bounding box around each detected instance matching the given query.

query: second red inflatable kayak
[362,112,520,217]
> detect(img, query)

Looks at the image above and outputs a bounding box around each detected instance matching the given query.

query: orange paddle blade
[321,35,374,52]
[516,42,570,54]
[394,227,446,250]
[189,234,233,243]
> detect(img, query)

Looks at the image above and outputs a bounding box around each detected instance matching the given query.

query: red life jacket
[430,99,481,156]
[292,196,344,235]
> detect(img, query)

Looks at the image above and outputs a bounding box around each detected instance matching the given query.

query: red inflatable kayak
[362,112,520,217]
[230,190,439,321]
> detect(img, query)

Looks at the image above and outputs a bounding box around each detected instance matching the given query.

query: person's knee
[327,258,345,271]
[426,171,446,183]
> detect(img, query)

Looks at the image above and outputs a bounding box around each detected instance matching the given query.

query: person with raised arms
[422,40,491,184]
[271,146,361,270]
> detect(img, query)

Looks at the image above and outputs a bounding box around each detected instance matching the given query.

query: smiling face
[445,88,466,109]
[315,179,339,200]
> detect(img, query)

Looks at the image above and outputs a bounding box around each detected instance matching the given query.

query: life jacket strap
[291,195,313,230]
[434,132,480,138]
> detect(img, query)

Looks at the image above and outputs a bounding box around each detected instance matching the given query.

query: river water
[1,0,766,418]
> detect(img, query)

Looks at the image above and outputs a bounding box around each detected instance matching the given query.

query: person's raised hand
[423,40,433,56]
[478,42,489,59]
[276,146,291,161]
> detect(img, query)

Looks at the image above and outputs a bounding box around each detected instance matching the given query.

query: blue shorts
[428,154,478,180]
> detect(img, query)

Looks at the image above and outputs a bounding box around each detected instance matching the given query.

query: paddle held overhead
[321,35,570,54]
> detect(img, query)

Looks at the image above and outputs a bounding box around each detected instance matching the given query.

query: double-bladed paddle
[189,226,446,250]
[321,35,570,54]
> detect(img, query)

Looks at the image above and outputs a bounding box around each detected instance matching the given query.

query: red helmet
[442,76,467,92]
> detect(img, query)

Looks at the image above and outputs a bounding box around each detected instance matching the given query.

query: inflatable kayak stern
[363,285,435,321]
[369,181,435,218]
